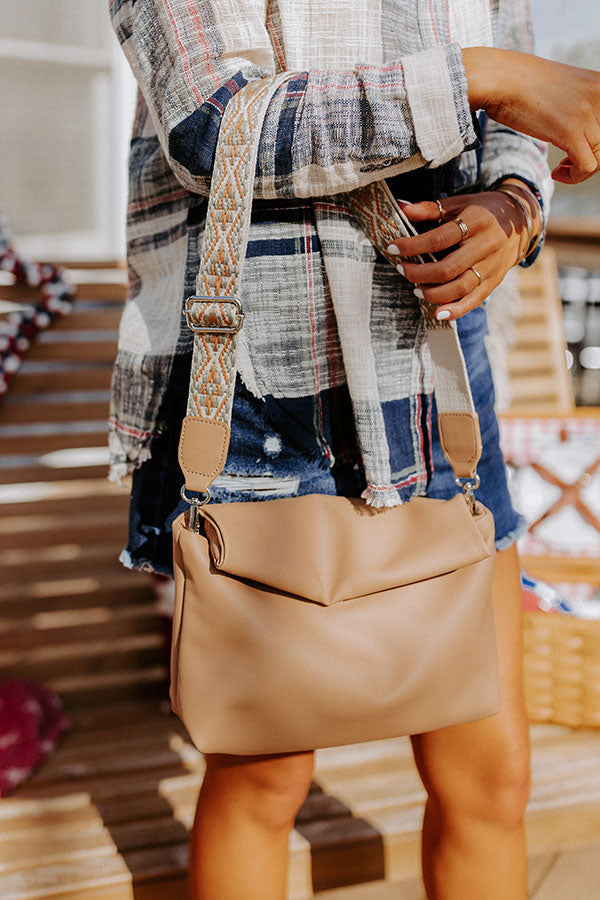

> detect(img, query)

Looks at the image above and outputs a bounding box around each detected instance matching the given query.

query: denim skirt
[122,302,526,576]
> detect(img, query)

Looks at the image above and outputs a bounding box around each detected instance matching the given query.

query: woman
[109,1,600,897]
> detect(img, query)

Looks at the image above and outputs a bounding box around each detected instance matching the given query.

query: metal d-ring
[454,474,481,515]
[180,485,211,532]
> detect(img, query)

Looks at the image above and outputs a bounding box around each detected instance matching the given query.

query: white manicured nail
[436,309,451,321]
[387,244,400,255]
[396,263,405,276]
[414,288,424,300]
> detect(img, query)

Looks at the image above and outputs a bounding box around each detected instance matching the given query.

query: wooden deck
[0,700,598,899]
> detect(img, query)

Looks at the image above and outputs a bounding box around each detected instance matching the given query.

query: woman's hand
[462,48,600,184]
[387,186,537,321]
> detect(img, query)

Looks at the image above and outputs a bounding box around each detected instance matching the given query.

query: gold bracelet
[516,184,543,261]
[497,186,533,263]
[497,184,543,264]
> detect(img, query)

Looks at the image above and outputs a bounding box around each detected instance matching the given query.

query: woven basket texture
[524,611,600,728]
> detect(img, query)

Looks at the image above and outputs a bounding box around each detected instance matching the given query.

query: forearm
[255,45,477,199]
[462,46,600,184]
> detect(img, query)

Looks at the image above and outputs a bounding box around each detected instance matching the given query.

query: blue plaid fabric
[108,0,551,534]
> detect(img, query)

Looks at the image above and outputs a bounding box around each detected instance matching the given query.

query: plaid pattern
[109,0,552,493]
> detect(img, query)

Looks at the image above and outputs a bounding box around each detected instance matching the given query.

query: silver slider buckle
[184,295,244,334]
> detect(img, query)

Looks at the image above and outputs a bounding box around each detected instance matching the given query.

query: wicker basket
[523,611,600,728]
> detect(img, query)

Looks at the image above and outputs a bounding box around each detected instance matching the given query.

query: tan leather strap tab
[178,416,230,492]
[437,412,482,479]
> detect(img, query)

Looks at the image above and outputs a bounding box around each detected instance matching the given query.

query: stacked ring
[453,218,469,242]
[434,198,444,222]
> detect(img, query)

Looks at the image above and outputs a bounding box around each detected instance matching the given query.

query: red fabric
[0,679,70,797]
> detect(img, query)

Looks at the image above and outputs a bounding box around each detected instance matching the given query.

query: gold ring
[434,198,444,222]
[470,266,483,287]
[453,217,469,242]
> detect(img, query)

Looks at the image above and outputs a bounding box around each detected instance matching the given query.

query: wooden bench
[1,256,599,899]
[505,247,574,413]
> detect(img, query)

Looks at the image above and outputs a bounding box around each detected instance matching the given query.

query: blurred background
[0,5,599,900]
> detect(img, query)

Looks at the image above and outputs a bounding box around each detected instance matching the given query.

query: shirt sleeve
[479,0,554,265]
[110,0,477,200]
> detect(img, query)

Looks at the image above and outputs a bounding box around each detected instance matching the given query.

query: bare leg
[411,544,530,899]
[189,750,314,900]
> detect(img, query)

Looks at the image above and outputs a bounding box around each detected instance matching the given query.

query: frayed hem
[108,430,153,485]
[361,486,403,508]
[119,548,174,579]
[494,515,528,552]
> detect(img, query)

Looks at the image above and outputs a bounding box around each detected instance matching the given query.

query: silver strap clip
[180,485,211,533]
[455,474,481,516]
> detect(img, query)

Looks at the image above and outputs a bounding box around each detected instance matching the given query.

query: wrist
[496,180,543,264]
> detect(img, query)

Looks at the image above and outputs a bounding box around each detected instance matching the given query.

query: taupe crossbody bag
[170,75,499,755]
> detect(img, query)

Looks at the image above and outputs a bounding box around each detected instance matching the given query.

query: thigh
[410,544,530,807]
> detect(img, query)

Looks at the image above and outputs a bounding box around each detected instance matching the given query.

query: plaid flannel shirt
[109,0,552,500]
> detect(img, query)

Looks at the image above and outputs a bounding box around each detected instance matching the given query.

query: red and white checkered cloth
[0,679,70,797]
[500,416,600,559]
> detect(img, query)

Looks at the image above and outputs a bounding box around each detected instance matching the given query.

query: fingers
[414,266,485,308]
[552,145,600,184]
[396,234,496,286]
[398,199,446,223]
[432,282,489,321]
[388,216,475,259]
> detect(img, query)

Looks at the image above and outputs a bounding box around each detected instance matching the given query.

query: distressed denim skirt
[122,303,526,576]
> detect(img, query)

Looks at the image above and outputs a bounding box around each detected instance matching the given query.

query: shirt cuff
[402,44,477,168]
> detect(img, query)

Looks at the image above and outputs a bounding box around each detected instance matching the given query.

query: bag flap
[200,493,494,606]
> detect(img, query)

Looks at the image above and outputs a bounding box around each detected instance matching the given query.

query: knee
[428,741,531,831]
[204,751,315,832]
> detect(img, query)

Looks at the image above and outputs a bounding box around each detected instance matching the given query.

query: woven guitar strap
[178,75,483,521]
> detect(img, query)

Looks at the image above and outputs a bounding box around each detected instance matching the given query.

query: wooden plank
[7,367,113,394]
[49,667,168,707]
[509,249,574,413]
[0,572,153,608]
[0,603,163,649]
[49,309,122,330]
[510,322,553,346]
[0,637,165,686]
[547,216,600,242]
[507,348,556,374]
[0,400,109,425]
[0,277,126,306]
[317,879,423,899]
[507,378,567,406]
[68,700,176,733]
[0,480,129,517]
[532,844,600,899]
[501,406,600,419]
[0,584,157,622]
[0,465,110,485]
[0,513,127,549]
[0,429,108,457]
[0,854,133,900]
[20,340,117,363]
[0,543,126,580]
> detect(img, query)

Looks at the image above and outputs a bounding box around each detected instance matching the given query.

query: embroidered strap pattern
[344,180,447,330]
[187,74,293,422]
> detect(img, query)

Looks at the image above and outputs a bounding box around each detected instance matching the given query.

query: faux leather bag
[170,76,499,755]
